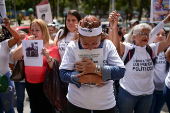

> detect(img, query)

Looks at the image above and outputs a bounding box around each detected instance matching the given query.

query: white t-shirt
[0,39,10,75]
[120,42,159,96]
[60,39,125,110]
[165,47,170,89]
[153,51,167,91]
[54,29,75,61]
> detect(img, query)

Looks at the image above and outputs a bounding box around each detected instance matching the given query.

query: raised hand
[2,18,10,29]
[108,11,120,29]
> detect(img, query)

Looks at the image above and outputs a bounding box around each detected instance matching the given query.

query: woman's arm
[158,29,170,54]
[108,11,120,55]
[12,44,23,60]
[165,48,170,62]
[60,69,104,88]
[3,18,20,48]
[149,14,170,44]
[109,11,125,56]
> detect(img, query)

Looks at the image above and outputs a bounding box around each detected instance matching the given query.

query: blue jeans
[163,85,170,112]
[118,86,153,113]
[0,71,15,113]
[15,82,25,113]
[15,82,33,113]
[149,90,165,113]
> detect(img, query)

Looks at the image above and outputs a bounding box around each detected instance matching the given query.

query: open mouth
[142,39,148,42]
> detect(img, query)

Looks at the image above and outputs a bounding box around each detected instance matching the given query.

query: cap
[130,19,139,26]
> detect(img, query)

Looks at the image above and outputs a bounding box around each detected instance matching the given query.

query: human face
[80,35,101,50]
[133,28,150,47]
[154,29,166,43]
[158,0,163,5]
[30,22,42,40]
[66,15,78,32]
[47,26,55,35]
[121,27,127,36]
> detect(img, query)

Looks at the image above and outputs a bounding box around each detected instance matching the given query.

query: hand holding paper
[75,57,96,77]
[41,47,50,58]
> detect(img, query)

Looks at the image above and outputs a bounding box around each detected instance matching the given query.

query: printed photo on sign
[150,0,170,22]
[0,0,7,25]
[75,48,103,65]
[36,4,52,24]
[26,42,38,57]
[22,40,43,67]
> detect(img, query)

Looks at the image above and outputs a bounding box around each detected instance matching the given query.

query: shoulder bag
[10,58,25,82]
[43,60,67,111]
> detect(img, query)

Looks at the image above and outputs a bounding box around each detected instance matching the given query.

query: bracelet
[47,57,53,63]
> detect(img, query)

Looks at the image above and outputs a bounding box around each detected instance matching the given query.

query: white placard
[36,4,52,24]
[150,0,170,23]
[75,48,103,65]
[0,0,6,25]
[22,40,43,67]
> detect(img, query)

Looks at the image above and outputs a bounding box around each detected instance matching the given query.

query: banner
[150,0,170,23]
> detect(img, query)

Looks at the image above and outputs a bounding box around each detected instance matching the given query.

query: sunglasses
[81,21,100,28]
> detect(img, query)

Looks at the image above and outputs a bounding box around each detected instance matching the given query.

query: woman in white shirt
[0,18,20,113]
[164,44,170,112]
[149,28,169,113]
[109,11,170,113]
[59,14,125,113]
[54,10,81,61]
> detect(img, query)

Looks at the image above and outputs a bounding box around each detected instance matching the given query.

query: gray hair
[126,23,152,44]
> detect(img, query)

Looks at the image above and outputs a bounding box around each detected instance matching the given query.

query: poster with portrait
[75,48,103,65]
[150,0,170,23]
[0,0,7,25]
[36,3,52,24]
[22,40,43,67]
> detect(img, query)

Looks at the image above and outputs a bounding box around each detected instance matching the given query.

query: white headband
[78,25,102,37]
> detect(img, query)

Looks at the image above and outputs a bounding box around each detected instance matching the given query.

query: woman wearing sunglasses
[59,14,125,113]
[109,11,170,113]
[0,18,20,113]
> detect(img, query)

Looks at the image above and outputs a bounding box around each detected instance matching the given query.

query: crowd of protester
[0,9,170,113]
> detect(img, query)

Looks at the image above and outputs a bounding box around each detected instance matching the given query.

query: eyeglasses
[138,33,150,37]
[81,21,100,28]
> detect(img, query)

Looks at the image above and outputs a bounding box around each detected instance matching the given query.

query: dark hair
[118,30,125,42]
[57,10,81,43]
